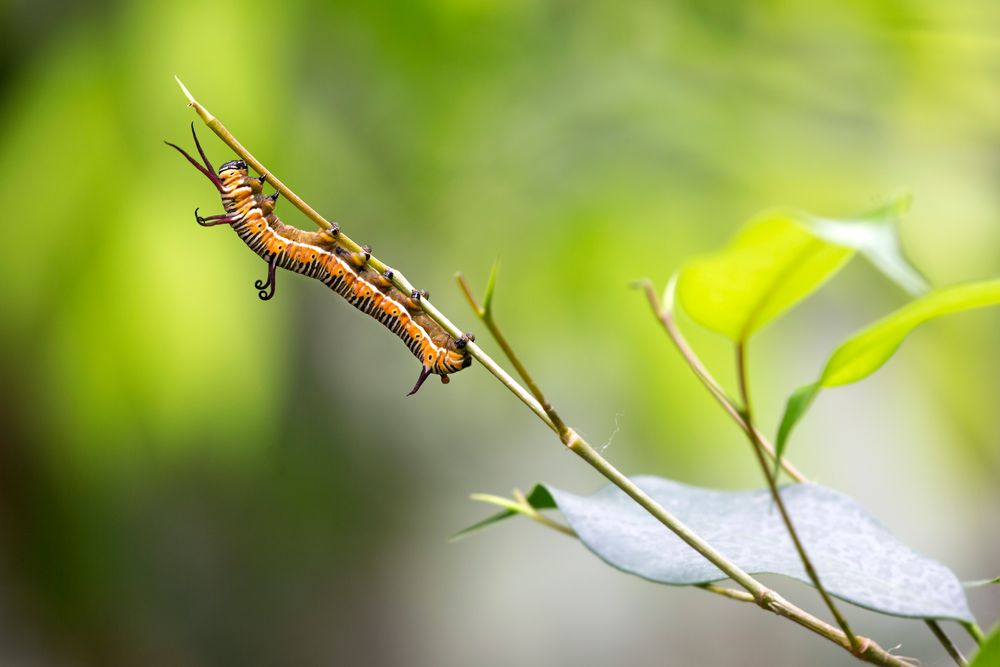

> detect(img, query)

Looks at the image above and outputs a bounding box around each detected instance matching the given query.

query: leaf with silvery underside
[774,278,1000,476]
[458,476,975,623]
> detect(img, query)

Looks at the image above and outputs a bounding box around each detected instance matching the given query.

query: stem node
[562,427,582,449]
[755,587,777,610]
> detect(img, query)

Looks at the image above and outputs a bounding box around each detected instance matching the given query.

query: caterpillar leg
[260,192,280,216]
[368,269,394,289]
[402,289,429,311]
[317,223,341,245]
[194,208,235,227]
[406,365,434,397]
[256,255,278,301]
[334,245,370,269]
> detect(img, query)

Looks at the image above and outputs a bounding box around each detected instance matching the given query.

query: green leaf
[773,382,820,479]
[501,476,974,622]
[482,259,500,316]
[450,485,554,542]
[677,210,854,341]
[799,191,930,297]
[970,624,1000,667]
[820,279,1000,387]
[775,279,1000,459]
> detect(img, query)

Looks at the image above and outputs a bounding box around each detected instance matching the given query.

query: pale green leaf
[800,190,930,296]
[677,210,854,341]
[820,279,1000,387]
[775,279,1000,464]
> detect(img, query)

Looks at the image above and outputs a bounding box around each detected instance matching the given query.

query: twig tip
[174,75,196,106]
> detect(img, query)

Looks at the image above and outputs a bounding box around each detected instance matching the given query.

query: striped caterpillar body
[166,125,473,396]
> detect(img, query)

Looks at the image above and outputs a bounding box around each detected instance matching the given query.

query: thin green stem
[177,80,910,667]
[698,583,756,603]
[638,280,807,483]
[456,273,570,438]
[735,341,861,654]
[962,621,984,645]
[925,620,967,666]
[568,436,767,596]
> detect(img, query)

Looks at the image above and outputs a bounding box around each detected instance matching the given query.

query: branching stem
[642,281,969,662]
[177,78,911,667]
[456,272,570,438]
[926,620,967,666]
[735,341,861,653]
[456,270,907,666]
[639,280,807,483]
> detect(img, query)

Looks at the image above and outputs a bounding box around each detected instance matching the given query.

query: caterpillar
[166,125,473,396]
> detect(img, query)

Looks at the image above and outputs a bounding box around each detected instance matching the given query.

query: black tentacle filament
[194,208,233,227]
[256,255,278,301]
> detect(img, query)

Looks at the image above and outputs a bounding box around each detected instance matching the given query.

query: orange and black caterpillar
[166,125,473,396]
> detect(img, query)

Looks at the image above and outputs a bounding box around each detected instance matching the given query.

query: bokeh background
[1,1,998,665]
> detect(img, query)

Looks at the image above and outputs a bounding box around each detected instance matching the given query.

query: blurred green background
[1,0,998,664]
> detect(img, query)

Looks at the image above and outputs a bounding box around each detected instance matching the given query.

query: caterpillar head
[218,159,248,177]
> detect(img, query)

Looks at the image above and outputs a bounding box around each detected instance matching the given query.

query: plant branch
[177,80,910,667]
[459,272,908,666]
[570,438,906,666]
[175,77,555,432]
[643,280,964,662]
[735,341,861,653]
[639,280,807,483]
[925,620,967,666]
